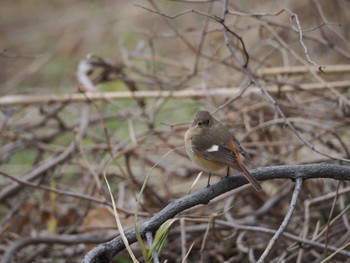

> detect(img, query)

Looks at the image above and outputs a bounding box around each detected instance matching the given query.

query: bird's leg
[226,167,230,178]
[207,172,212,188]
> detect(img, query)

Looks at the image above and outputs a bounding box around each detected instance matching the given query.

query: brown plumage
[184,110,262,192]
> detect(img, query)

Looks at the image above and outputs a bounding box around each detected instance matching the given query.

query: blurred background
[1,1,350,262]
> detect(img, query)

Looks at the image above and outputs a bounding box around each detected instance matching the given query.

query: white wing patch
[206,145,219,152]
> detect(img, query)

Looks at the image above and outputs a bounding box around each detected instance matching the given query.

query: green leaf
[147,218,178,261]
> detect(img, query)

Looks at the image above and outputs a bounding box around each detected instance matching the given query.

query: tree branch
[82,164,350,263]
[1,80,350,106]
[258,177,303,262]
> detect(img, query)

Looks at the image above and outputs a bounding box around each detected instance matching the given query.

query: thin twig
[258,178,303,262]
[0,143,77,200]
[251,79,350,164]
[0,171,107,206]
[324,182,341,257]
[1,232,119,263]
[257,64,350,76]
[146,231,160,263]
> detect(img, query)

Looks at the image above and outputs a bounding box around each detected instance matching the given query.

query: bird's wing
[192,142,262,191]
[192,141,262,191]
[191,142,242,171]
[230,134,251,159]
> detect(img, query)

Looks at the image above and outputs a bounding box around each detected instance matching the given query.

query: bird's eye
[197,119,209,126]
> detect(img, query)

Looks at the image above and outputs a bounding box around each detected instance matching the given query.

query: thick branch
[82,164,350,263]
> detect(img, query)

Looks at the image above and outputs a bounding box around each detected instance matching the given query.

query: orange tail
[239,164,262,192]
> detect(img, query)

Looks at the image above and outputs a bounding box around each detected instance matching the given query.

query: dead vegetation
[1,1,350,263]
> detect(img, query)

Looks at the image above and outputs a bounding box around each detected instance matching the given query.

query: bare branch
[82,164,350,263]
[258,178,303,262]
[1,80,350,106]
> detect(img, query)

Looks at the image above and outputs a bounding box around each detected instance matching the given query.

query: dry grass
[1,1,350,263]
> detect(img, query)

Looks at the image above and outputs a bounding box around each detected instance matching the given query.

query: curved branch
[258,177,303,262]
[82,164,350,263]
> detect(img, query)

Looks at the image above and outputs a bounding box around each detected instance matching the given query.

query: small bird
[184,110,262,191]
